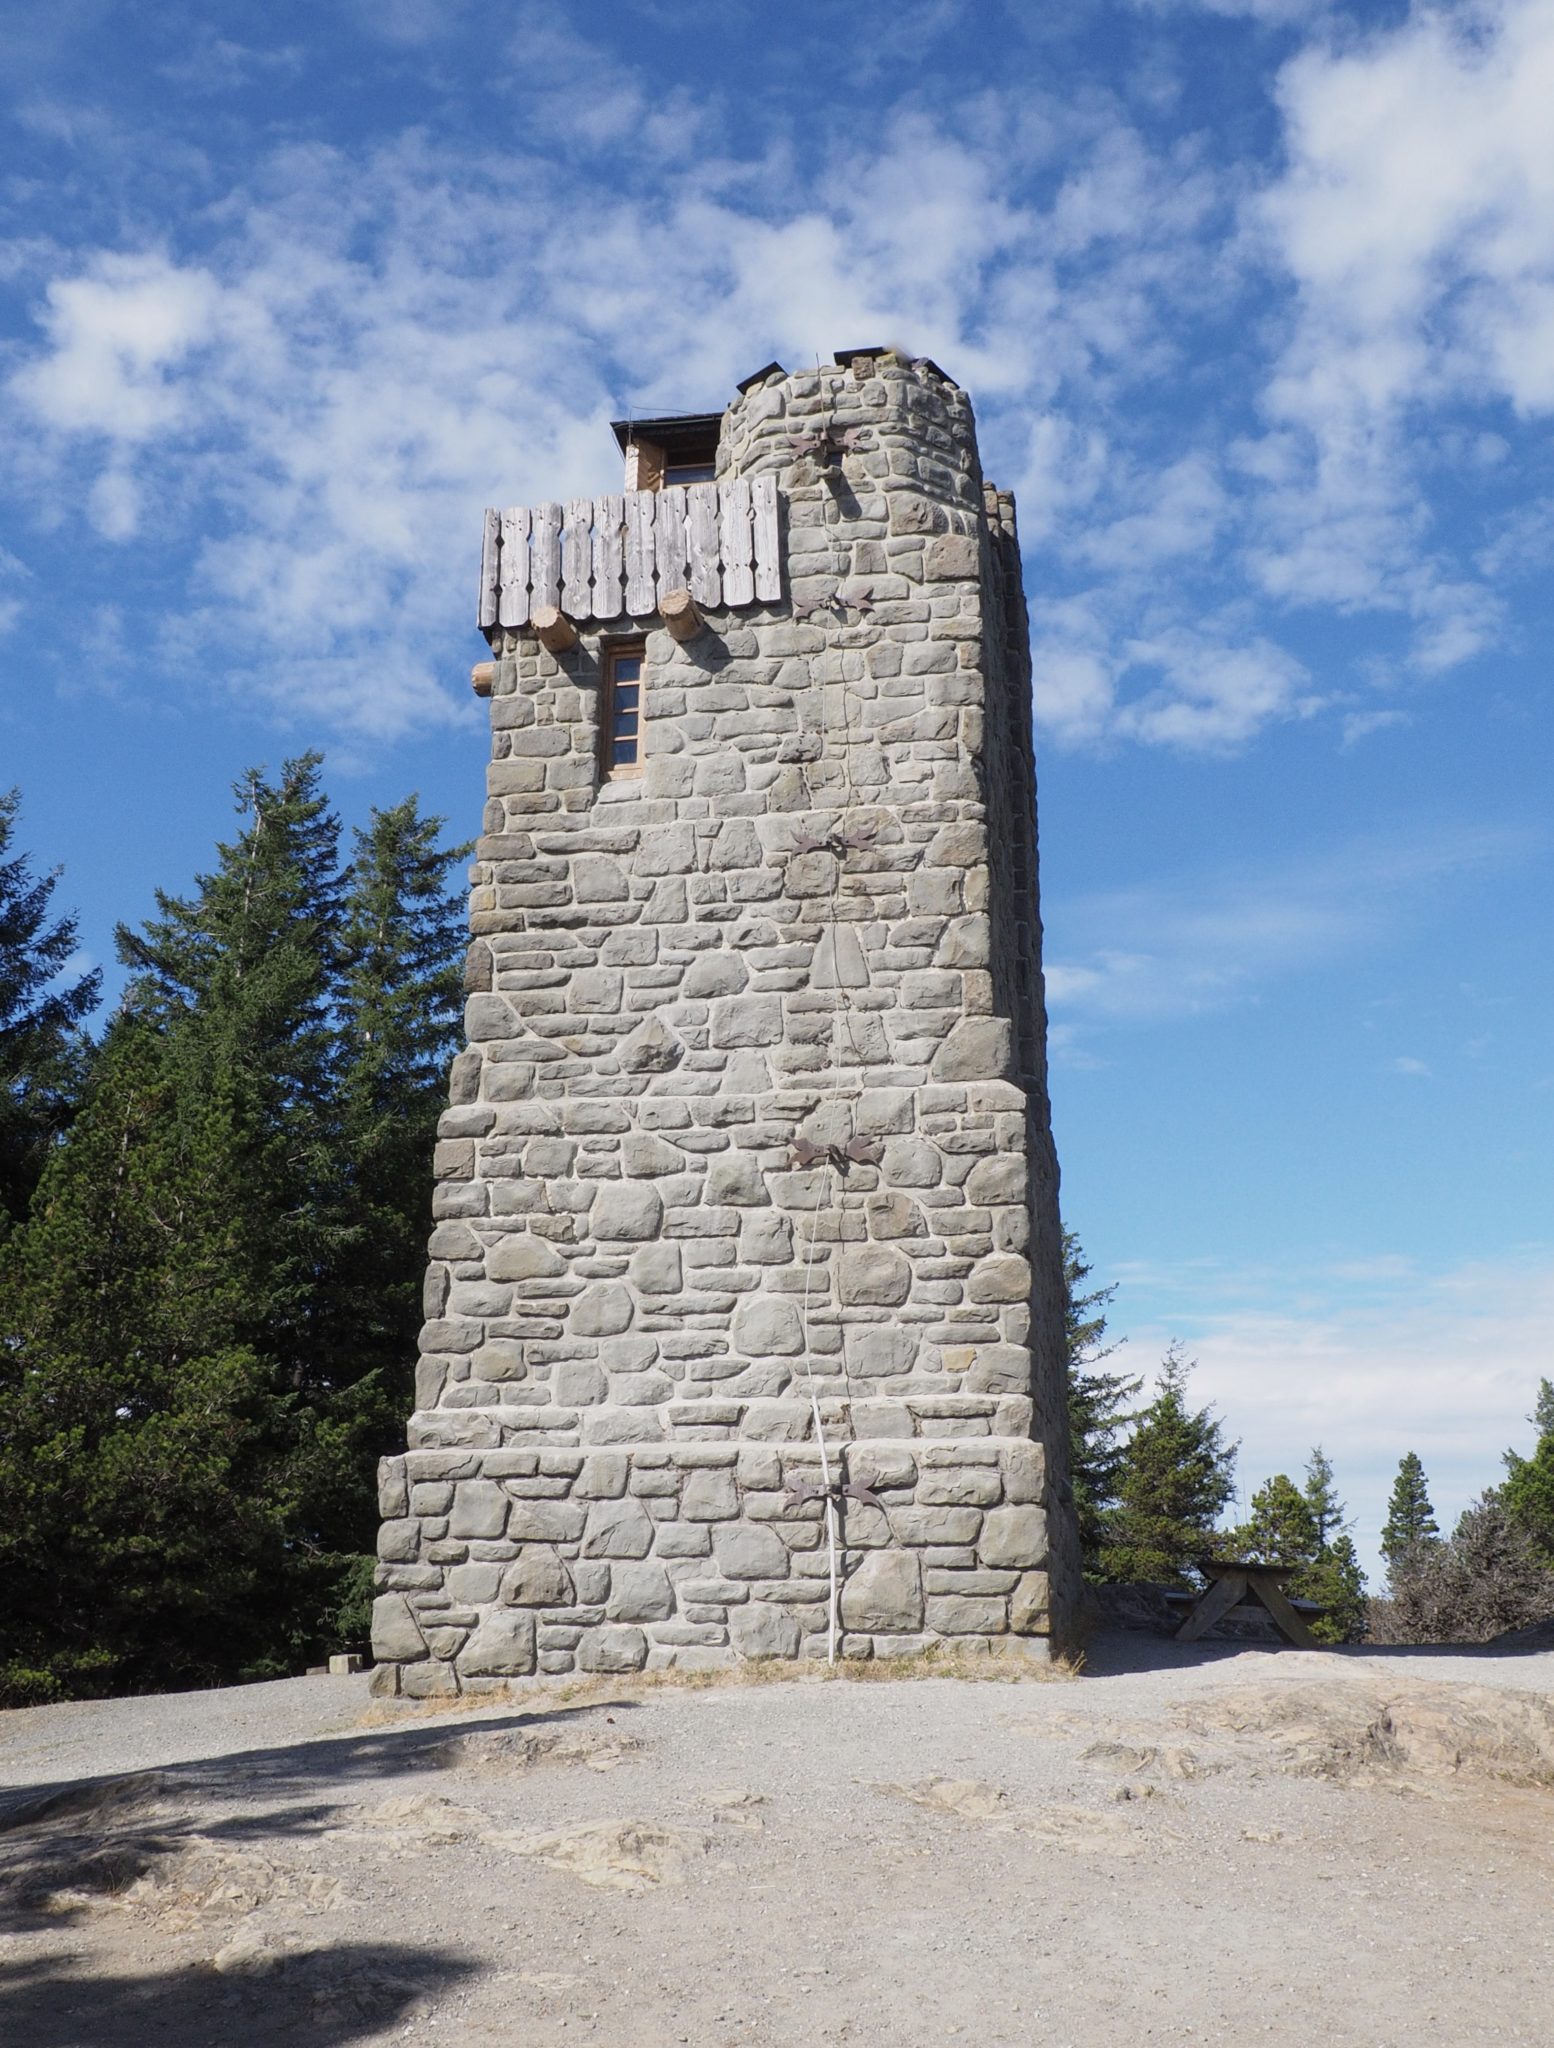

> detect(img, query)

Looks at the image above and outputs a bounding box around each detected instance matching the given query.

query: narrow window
[601,643,644,778]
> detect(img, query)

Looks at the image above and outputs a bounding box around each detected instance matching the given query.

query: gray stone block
[460,1608,538,1675]
[579,1625,648,1672]
[713,1523,791,1580]
[582,1497,656,1558]
[839,1551,924,1633]
[978,1505,1048,1570]
[606,1561,675,1622]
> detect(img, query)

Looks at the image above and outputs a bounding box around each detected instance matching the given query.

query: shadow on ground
[0,1941,478,2048]
[0,1695,640,1934]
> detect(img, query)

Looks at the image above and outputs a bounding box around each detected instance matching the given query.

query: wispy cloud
[1117,1244,1554,1575]
[1045,820,1534,1032]
[4,2,1554,756]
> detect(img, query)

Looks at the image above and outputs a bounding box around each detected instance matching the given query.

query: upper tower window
[611,412,722,493]
[601,641,644,779]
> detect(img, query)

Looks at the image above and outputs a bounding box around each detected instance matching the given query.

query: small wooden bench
[1167,1561,1325,1649]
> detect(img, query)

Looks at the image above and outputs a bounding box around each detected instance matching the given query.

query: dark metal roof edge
[609,410,725,455]
[735,360,786,393]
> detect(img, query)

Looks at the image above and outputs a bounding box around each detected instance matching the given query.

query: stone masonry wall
[371,353,1078,1696]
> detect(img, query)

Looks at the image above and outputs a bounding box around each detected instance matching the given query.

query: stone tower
[370,351,1079,1696]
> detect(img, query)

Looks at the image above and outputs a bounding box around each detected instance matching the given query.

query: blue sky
[1,0,1550,1576]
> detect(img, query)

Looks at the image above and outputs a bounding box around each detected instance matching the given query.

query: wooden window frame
[599,639,646,781]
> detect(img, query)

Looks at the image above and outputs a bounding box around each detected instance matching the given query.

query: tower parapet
[372,351,1079,1694]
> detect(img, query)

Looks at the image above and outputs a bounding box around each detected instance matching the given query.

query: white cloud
[1239,0,1554,660]
[1045,820,1531,1032]
[1120,1245,1554,1577]
[1390,1054,1433,1078]
[11,252,224,447]
[4,2,1551,755]
[3,86,1246,742]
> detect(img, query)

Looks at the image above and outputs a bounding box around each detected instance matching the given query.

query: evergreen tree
[1381,1451,1440,1575]
[1501,1429,1554,1566]
[0,762,473,1697]
[1234,1473,1318,1565]
[1530,1378,1554,1439]
[307,798,469,1578]
[1062,1229,1141,1575]
[1101,1343,1237,1586]
[0,1018,294,1702]
[1302,1446,1345,1550]
[115,754,346,1386]
[0,788,101,1230]
[1301,1533,1368,1644]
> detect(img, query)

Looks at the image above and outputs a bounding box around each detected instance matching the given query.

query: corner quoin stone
[371,350,1080,1695]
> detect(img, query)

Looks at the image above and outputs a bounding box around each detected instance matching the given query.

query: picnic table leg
[1175,1570,1248,1643]
[1250,1576,1321,1650]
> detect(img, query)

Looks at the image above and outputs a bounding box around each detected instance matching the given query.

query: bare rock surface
[2,1635,1552,2045]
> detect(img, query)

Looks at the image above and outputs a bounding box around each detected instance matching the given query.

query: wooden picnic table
[1170,1560,1322,1649]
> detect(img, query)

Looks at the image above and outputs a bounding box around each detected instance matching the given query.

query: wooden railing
[478,476,782,631]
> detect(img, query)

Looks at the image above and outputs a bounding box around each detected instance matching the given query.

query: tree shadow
[0,1941,478,2048]
[0,1694,641,1934]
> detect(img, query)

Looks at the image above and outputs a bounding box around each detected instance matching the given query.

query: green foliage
[1501,1429,1554,1567]
[1531,1378,1554,1439]
[1373,1493,1554,1645]
[1381,1451,1441,1577]
[1229,1455,1366,1642]
[0,788,101,1231]
[1099,1343,1237,1587]
[1233,1473,1318,1565]
[0,762,468,1703]
[1301,1447,1343,1550]
[1062,1229,1141,1575]
[0,1019,294,1700]
[1300,1533,1368,1644]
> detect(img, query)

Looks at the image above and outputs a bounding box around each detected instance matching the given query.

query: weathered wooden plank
[752,474,781,602]
[592,494,625,619]
[655,484,688,597]
[531,501,562,614]
[720,478,754,606]
[624,491,656,616]
[478,508,500,630]
[687,482,721,607]
[1174,1571,1247,1644]
[562,498,593,617]
[498,506,531,629]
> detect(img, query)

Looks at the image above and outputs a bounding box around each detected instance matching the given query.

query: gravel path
[3,1637,1550,2046]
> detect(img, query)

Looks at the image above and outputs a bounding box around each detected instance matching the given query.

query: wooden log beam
[661,588,703,642]
[471,661,496,697]
[531,604,578,654]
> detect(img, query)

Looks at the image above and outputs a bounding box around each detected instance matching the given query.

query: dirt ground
[2,1633,1551,2047]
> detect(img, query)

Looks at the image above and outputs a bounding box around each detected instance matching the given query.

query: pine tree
[1302,1446,1345,1550]
[1301,1533,1368,1644]
[1062,1229,1141,1575]
[0,1017,293,1702]
[0,788,101,1230]
[115,754,346,1386]
[306,798,469,1593]
[1381,1452,1440,1575]
[330,798,468,1395]
[1501,1429,1554,1566]
[1101,1344,1237,1587]
[1234,1474,1318,1566]
[1531,1378,1554,1438]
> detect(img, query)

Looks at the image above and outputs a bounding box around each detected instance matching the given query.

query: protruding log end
[532,604,579,653]
[661,587,703,643]
[471,662,496,697]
